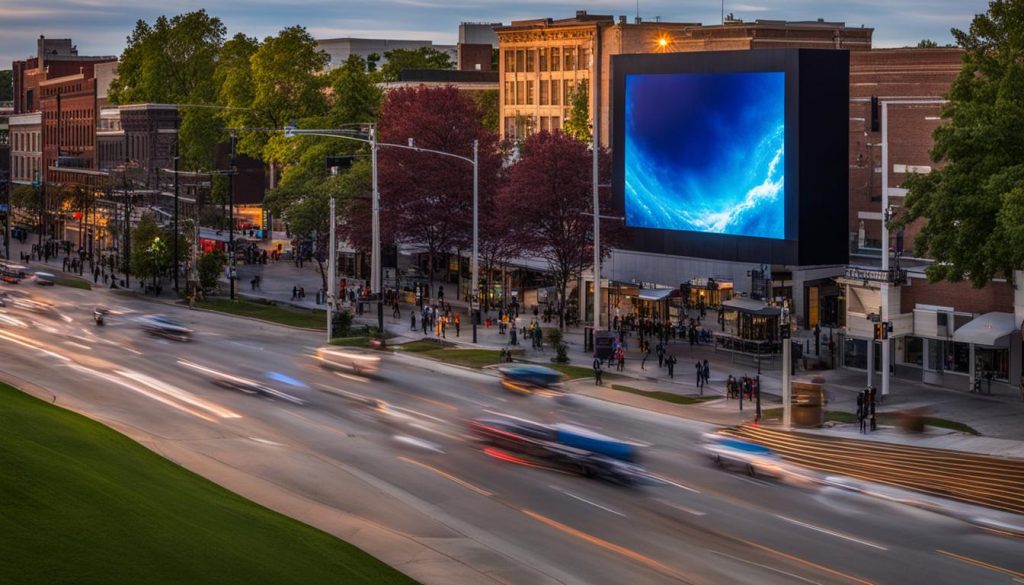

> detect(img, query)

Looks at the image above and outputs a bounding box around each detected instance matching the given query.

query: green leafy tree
[366,53,381,72]
[10,185,39,214]
[475,90,499,133]
[328,54,382,126]
[563,81,591,143]
[916,39,940,48]
[130,214,165,285]
[0,70,12,102]
[378,47,454,82]
[899,1,1024,287]
[222,26,328,170]
[197,249,227,292]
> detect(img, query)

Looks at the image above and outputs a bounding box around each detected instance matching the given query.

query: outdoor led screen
[612,49,849,266]
[624,71,785,240]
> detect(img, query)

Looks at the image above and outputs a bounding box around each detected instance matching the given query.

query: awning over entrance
[953,312,1017,348]
[638,288,673,301]
[723,298,780,316]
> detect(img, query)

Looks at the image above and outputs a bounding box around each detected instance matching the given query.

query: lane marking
[398,456,493,497]
[736,537,876,585]
[335,371,370,383]
[249,437,286,447]
[521,509,696,583]
[936,550,1024,579]
[730,474,774,488]
[657,499,706,517]
[389,387,459,412]
[117,370,242,419]
[775,515,888,551]
[67,364,217,423]
[63,340,92,351]
[708,550,821,585]
[553,487,626,517]
[649,473,701,493]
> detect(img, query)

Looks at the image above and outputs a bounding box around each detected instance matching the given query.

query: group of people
[725,375,760,403]
[413,304,461,339]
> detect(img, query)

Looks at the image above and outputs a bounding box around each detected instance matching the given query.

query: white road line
[554,487,626,517]
[335,371,370,383]
[249,437,286,447]
[63,340,92,351]
[648,473,700,493]
[775,514,889,551]
[731,474,774,487]
[708,550,822,585]
[657,499,706,517]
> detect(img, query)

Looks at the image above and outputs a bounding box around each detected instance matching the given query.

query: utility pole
[328,196,337,341]
[592,32,602,334]
[370,126,383,334]
[471,139,479,344]
[228,133,236,300]
[173,115,180,293]
[782,308,793,429]
[2,175,9,260]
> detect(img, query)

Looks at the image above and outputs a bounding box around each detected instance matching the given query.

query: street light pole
[173,116,180,293]
[370,126,383,334]
[328,195,336,341]
[228,133,236,301]
[471,139,479,344]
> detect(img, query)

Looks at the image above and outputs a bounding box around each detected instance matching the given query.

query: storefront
[715,298,782,355]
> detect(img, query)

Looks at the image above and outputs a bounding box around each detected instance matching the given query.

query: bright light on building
[658,37,669,48]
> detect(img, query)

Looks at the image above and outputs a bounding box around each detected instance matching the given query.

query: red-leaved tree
[373,85,502,298]
[498,130,617,328]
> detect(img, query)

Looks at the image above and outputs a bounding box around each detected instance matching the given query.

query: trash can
[791,379,825,427]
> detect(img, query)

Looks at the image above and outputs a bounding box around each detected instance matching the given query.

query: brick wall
[900,277,1014,315]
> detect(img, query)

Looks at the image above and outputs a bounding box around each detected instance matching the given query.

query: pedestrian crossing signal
[873,322,889,340]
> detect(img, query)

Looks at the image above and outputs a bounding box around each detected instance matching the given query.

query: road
[2,282,1023,585]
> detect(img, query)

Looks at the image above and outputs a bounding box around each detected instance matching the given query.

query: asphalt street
[1,282,1022,585]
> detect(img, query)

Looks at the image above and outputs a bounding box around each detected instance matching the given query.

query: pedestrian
[695,360,704,390]
[593,355,603,385]
[411,311,417,331]
[616,346,625,372]
[510,326,517,346]
[667,354,676,379]
[657,342,665,368]
[702,360,710,394]
[292,286,298,301]
[641,344,650,370]
[857,391,867,434]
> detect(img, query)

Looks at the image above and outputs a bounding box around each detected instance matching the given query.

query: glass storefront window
[976,347,1009,380]
[844,338,867,370]
[903,336,923,366]
[950,342,970,373]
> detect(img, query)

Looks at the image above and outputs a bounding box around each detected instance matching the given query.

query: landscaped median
[0,382,417,585]
[195,297,326,329]
[759,407,980,435]
[611,384,720,405]
[395,340,604,378]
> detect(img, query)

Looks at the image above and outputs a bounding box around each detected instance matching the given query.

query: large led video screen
[624,72,785,240]
[612,49,850,266]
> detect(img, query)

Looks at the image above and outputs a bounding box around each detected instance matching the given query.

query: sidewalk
[234,258,1024,444]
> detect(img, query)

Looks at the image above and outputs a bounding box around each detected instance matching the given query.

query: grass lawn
[197,298,326,329]
[396,339,456,352]
[417,348,509,368]
[330,336,374,348]
[0,382,418,585]
[55,275,92,290]
[759,407,979,434]
[611,384,718,405]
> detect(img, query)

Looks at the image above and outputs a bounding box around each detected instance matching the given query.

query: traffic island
[0,382,418,585]
[195,297,326,329]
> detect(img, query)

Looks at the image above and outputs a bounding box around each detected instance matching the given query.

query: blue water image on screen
[624,71,785,239]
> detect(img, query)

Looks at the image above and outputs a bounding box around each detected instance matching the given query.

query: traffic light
[873,322,890,340]
[873,323,883,341]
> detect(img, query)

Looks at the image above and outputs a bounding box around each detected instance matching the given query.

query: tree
[475,89,500,133]
[563,81,591,143]
[0,70,12,102]
[328,54,382,126]
[221,26,328,176]
[498,131,616,328]
[130,214,165,286]
[917,39,940,48]
[374,86,502,298]
[378,47,454,82]
[898,1,1024,287]
[197,249,226,292]
[10,185,39,214]
[108,10,226,171]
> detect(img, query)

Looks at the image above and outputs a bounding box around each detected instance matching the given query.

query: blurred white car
[702,433,787,478]
[314,346,381,374]
[137,314,193,341]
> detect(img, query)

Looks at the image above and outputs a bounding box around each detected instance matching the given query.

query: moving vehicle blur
[497,364,563,395]
[702,433,786,478]
[470,415,647,484]
[313,346,381,374]
[137,314,193,341]
[94,306,110,326]
[179,360,305,405]
[33,272,56,286]
[0,261,29,283]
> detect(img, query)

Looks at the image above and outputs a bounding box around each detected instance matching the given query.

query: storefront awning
[953,312,1017,348]
[723,298,780,316]
[638,288,673,301]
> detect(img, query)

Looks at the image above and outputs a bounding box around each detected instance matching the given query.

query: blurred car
[314,346,381,374]
[0,261,28,283]
[702,433,786,478]
[497,364,563,395]
[137,314,193,341]
[33,272,56,286]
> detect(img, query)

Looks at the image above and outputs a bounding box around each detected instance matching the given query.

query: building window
[504,50,514,72]
[539,80,549,105]
[504,81,514,105]
[844,338,868,370]
[526,81,534,105]
[976,347,1009,380]
[949,341,970,373]
[580,48,591,69]
[526,49,536,73]
[550,48,560,71]
[516,81,525,105]
[551,116,560,131]
[515,50,525,72]
[564,47,575,70]
[539,48,548,72]
[903,336,923,366]
[563,80,572,106]
[504,117,516,138]
[551,80,560,105]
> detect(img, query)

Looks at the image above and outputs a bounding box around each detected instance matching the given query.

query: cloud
[0,0,990,69]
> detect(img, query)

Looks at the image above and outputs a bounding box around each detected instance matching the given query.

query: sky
[0,0,990,68]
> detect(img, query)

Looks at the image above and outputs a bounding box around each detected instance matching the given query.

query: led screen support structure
[612,48,849,266]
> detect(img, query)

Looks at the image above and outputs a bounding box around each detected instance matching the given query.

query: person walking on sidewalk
[410,311,417,331]
[656,342,665,368]
[615,346,625,372]
[641,344,650,370]
[593,356,604,385]
[667,354,676,378]
[695,360,704,390]
[702,360,710,395]
[454,313,461,337]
